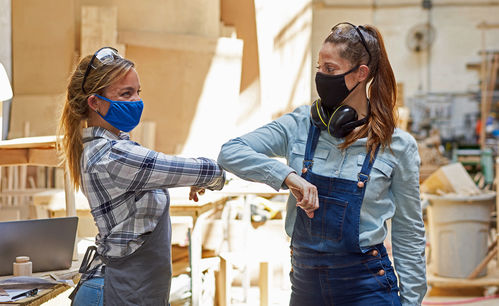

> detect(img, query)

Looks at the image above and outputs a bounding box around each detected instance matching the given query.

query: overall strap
[357,145,381,185]
[303,123,321,172]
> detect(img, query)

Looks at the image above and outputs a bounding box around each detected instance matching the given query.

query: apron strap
[303,123,321,172]
[69,246,99,302]
[357,145,380,184]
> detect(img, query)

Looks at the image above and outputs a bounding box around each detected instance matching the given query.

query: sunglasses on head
[81,47,122,94]
[331,22,372,66]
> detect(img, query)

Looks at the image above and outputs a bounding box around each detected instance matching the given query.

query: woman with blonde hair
[218,23,427,305]
[58,47,225,305]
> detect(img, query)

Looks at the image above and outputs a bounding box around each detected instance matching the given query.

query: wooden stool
[217,252,272,306]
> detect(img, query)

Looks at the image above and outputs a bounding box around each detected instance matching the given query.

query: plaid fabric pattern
[79,127,225,281]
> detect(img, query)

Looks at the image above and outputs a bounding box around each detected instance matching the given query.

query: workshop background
[2,0,499,305]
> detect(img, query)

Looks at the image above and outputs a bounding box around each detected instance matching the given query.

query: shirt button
[378,269,385,276]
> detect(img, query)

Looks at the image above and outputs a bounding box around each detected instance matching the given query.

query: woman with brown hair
[218,23,426,305]
[58,47,225,305]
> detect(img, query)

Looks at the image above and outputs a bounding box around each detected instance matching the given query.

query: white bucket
[425,192,495,278]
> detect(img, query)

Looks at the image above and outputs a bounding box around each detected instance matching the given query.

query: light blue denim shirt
[218,105,427,305]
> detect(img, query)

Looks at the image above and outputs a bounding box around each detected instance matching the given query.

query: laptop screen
[0,217,78,276]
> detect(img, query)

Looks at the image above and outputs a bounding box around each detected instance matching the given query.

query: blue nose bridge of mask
[94,94,144,132]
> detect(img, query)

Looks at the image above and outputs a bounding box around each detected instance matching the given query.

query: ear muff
[310,99,370,138]
[310,99,329,130]
[328,105,358,138]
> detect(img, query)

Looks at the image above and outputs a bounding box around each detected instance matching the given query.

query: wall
[255,0,313,120]
[7,0,243,159]
[0,0,11,78]
[0,0,11,139]
[312,0,499,104]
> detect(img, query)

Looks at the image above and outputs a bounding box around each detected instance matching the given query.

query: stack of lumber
[421,162,481,196]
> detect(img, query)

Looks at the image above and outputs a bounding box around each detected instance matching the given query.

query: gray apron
[100,204,172,306]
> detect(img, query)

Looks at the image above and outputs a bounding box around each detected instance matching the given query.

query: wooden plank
[428,270,499,288]
[12,0,75,95]
[8,94,64,139]
[28,149,59,166]
[0,136,57,149]
[0,149,29,165]
[76,0,220,40]
[118,30,218,53]
[421,163,480,195]
[217,253,231,306]
[0,149,58,166]
[259,261,271,306]
[468,246,498,279]
[81,6,125,57]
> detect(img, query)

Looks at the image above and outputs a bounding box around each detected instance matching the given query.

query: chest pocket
[357,155,393,177]
[290,142,330,169]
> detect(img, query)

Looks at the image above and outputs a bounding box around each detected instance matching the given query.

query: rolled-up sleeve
[390,141,427,305]
[217,112,299,191]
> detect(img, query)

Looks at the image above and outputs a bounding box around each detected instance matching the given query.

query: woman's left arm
[390,140,427,306]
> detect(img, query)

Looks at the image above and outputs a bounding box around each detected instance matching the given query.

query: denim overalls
[290,124,401,306]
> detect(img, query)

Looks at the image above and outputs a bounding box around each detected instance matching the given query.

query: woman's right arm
[104,142,225,191]
[217,109,319,216]
[217,117,296,191]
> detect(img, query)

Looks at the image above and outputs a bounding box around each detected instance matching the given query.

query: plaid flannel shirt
[79,127,225,281]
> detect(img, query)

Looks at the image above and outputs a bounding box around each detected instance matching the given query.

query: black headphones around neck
[310,99,370,138]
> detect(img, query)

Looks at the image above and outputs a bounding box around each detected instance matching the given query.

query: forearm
[392,223,427,305]
[218,137,294,190]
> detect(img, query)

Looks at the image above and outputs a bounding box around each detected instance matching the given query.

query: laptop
[0,217,78,276]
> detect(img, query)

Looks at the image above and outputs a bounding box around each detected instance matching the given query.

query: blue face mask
[94,94,144,132]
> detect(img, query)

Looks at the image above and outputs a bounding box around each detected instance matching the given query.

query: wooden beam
[468,246,498,279]
[28,149,60,166]
[118,30,218,53]
[218,253,231,306]
[81,6,125,57]
[477,22,499,29]
[259,261,271,306]
[0,136,57,149]
[0,149,58,166]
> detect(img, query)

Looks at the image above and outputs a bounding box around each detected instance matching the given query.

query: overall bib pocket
[309,195,348,241]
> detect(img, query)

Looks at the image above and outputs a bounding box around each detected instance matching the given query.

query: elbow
[217,138,242,170]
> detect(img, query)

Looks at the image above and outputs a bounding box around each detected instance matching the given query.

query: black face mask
[315,66,360,112]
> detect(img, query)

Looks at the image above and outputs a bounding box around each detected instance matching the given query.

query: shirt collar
[82,126,130,142]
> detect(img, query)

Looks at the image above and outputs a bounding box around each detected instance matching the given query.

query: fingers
[294,179,319,219]
[189,187,207,202]
[189,190,199,202]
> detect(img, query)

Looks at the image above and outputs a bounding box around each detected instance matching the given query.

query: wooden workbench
[0,261,80,305]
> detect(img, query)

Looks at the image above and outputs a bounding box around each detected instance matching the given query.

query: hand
[284,172,319,218]
[189,187,205,202]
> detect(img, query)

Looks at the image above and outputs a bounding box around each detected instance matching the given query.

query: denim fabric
[290,245,401,306]
[289,124,400,304]
[292,124,378,254]
[73,277,104,306]
[217,105,427,305]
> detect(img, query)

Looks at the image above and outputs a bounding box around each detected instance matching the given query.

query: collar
[82,126,130,143]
